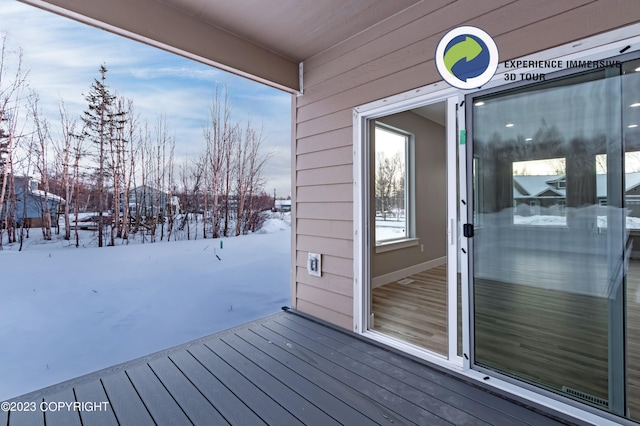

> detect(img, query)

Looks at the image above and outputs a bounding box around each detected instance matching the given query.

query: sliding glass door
[469,55,640,420]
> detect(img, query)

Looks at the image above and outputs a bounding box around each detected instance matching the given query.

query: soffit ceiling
[153,0,421,62]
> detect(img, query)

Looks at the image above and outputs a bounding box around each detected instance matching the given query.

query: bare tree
[0,35,28,249]
[234,120,271,236]
[203,86,234,238]
[29,93,53,240]
[72,126,85,247]
[375,151,402,220]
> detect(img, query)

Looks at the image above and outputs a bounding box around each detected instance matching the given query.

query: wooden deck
[1,310,578,426]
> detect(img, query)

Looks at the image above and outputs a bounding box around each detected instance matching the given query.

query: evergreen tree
[81,64,125,247]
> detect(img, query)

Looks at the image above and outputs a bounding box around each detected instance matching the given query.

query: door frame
[463,32,640,425]
[353,86,465,368]
[352,22,640,426]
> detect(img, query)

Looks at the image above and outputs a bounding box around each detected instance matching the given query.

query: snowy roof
[513,175,565,198]
[32,189,66,204]
[514,172,640,199]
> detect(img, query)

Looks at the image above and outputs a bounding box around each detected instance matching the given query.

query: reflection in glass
[472,64,634,417]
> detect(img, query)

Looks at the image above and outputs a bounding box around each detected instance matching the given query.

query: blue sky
[0,0,292,197]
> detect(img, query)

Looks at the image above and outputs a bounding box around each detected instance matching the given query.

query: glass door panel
[471,66,628,414]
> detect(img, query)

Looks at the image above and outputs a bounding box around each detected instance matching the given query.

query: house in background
[122,185,180,217]
[274,198,291,212]
[13,1,640,425]
[514,173,640,217]
[0,176,65,227]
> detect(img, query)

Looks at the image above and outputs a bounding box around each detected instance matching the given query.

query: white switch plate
[307,252,321,277]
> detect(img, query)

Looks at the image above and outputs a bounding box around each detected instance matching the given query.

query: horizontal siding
[296,251,353,279]
[296,110,351,139]
[297,218,353,239]
[297,234,353,259]
[295,267,354,297]
[294,0,640,327]
[297,164,352,187]
[296,299,353,330]
[301,0,513,103]
[297,146,352,171]
[492,1,640,62]
[297,283,353,317]
[297,202,352,221]
[300,0,637,116]
[297,128,352,155]
[301,0,595,100]
[304,0,455,73]
[297,184,353,203]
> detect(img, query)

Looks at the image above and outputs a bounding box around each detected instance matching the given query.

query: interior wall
[371,111,446,280]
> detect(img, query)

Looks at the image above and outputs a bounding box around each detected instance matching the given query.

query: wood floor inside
[371,261,640,421]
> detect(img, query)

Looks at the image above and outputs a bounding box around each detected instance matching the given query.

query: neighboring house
[274,199,291,212]
[122,185,180,217]
[0,176,65,227]
[514,173,640,217]
[21,1,640,425]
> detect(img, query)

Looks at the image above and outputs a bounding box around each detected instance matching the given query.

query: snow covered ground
[0,213,291,401]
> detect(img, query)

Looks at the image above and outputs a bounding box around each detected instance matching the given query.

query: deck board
[0,408,7,426]
[261,319,487,426]
[187,343,303,425]
[4,311,579,426]
[206,338,338,424]
[148,356,228,425]
[42,389,81,426]
[221,332,378,425]
[167,350,266,425]
[73,380,118,426]
[100,372,155,425]
[124,364,192,425]
[277,312,563,425]
[233,326,402,424]
[4,407,43,426]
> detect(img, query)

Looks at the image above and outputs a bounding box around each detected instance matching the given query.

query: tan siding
[296,267,354,297]
[297,219,353,240]
[296,299,353,330]
[302,0,594,96]
[298,235,353,260]
[493,1,640,62]
[302,0,513,98]
[294,0,640,327]
[297,146,352,171]
[297,184,353,203]
[298,0,627,118]
[297,202,352,221]
[297,128,353,155]
[297,164,352,187]
[296,110,351,139]
[296,251,353,279]
[297,283,353,316]
[304,0,455,72]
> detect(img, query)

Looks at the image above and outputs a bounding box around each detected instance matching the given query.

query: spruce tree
[81,64,123,247]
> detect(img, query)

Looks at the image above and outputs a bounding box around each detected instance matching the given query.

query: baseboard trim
[372,256,446,289]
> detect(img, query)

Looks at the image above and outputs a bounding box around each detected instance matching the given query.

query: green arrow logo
[443,36,483,75]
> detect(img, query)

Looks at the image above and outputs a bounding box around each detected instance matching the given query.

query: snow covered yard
[0,214,291,401]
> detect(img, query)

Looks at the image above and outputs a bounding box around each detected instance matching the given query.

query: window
[374,124,412,244]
